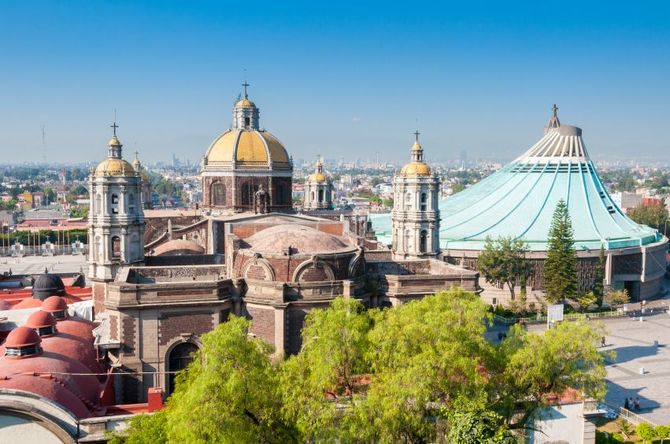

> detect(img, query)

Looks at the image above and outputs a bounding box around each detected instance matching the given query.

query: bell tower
[88,122,145,313]
[391,131,441,259]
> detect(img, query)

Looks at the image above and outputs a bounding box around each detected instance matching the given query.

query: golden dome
[94,158,135,177]
[308,172,327,183]
[411,141,422,151]
[400,161,432,177]
[204,129,290,170]
[235,98,256,108]
[108,136,122,146]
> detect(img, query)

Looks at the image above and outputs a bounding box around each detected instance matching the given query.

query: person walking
[624,398,630,410]
[635,397,641,410]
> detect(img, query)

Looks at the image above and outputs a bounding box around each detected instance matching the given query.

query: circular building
[372,108,668,300]
[201,84,293,213]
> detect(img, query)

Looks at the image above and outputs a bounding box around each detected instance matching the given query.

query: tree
[629,202,669,236]
[604,288,630,307]
[119,316,296,443]
[491,320,608,430]
[280,297,372,440]
[352,289,494,443]
[576,292,597,312]
[637,422,657,443]
[107,409,167,444]
[657,425,670,444]
[445,410,515,444]
[544,199,578,303]
[593,246,606,307]
[478,236,530,301]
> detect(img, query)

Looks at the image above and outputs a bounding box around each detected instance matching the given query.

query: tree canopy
[629,202,669,236]
[117,291,609,443]
[478,236,530,301]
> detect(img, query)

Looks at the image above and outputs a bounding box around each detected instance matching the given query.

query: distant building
[303,158,333,210]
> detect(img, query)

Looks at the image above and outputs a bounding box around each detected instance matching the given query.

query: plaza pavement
[0,254,88,276]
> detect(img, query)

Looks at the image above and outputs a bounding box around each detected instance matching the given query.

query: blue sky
[1,0,669,164]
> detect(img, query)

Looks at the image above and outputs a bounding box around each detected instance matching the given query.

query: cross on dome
[242,81,250,98]
[111,121,119,137]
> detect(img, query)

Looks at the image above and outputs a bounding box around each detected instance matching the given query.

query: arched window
[128,194,135,213]
[311,191,315,201]
[318,189,324,203]
[420,230,427,253]
[168,342,199,394]
[111,236,121,258]
[405,192,412,210]
[211,183,226,207]
[420,193,427,211]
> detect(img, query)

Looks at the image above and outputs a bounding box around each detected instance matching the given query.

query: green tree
[107,409,167,444]
[491,320,608,430]
[576,291,598,312]
[544,199,578,303]
[604,288,630,307]
[120,316,296,443]
[637,422,657,443]
[352,289,494,442]
[478,236,530,301]
[445,410,515,444]
[629,202,669,235]
[280,297,372,440]
[656,424,670,444]
[593,246,606,306]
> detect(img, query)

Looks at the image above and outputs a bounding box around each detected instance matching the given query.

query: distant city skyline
[1,1,669,164]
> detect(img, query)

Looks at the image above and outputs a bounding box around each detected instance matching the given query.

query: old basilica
[83,84,479,403]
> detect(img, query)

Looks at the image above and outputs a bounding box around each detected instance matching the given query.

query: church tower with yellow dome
[391,131,441,259]
[201,82,293,213]
[88,123,145,308]
[303,157,333,210]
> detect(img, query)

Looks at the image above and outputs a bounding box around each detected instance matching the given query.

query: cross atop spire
[111,121,119,137]
[414,129,420,142]
[544,103,561,134]
[242,81,250,98]
[135,150,139,160]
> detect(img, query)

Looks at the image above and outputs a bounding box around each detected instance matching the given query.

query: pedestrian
[601,336,606,347]
[635,397,640,410]
[624,398,630,410]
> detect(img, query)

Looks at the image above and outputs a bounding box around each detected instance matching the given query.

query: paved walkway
[0,255,87,275]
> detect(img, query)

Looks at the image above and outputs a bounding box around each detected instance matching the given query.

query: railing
[617,406,659,427]
[493,307,668,325]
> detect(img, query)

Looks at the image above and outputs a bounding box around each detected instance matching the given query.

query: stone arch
[293,257,335,282]
[241,256,276,281]
[165,338,201,395]
[348,249,365,278]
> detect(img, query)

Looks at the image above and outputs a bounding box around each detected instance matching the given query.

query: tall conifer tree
[544,199,578,303]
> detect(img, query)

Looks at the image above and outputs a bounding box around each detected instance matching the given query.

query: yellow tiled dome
[308,172,327,183]
[400,161,431,177]
[235,98,256,108]
[204,129,290,170]
[94,158,135,177]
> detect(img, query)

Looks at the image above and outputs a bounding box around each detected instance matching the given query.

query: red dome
[56,317,95,342]
[4,326,41,348]
[41,335,101,374]
[0,373,91,418]
[0,352,102,409]
[11,298,43,310]
[42,296,68,313]
[26,311,57,329]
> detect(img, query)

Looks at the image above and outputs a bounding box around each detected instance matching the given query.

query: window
[420,230,428,253]
[111,194,119,214]
[420,193,427,211]
[211,183,226,206]
[318,189,324,202]
[244,117,250,127]
[112,236,121,258]
[128,193,135,211]
[96,194,102,214]
[241,183,252,206]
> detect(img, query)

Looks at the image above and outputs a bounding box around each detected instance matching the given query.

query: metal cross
[111,121,119,136]
[414,130,420,142]
[242,81,250,98]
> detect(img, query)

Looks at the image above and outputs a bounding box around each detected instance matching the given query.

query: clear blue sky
[1,0,669,164]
